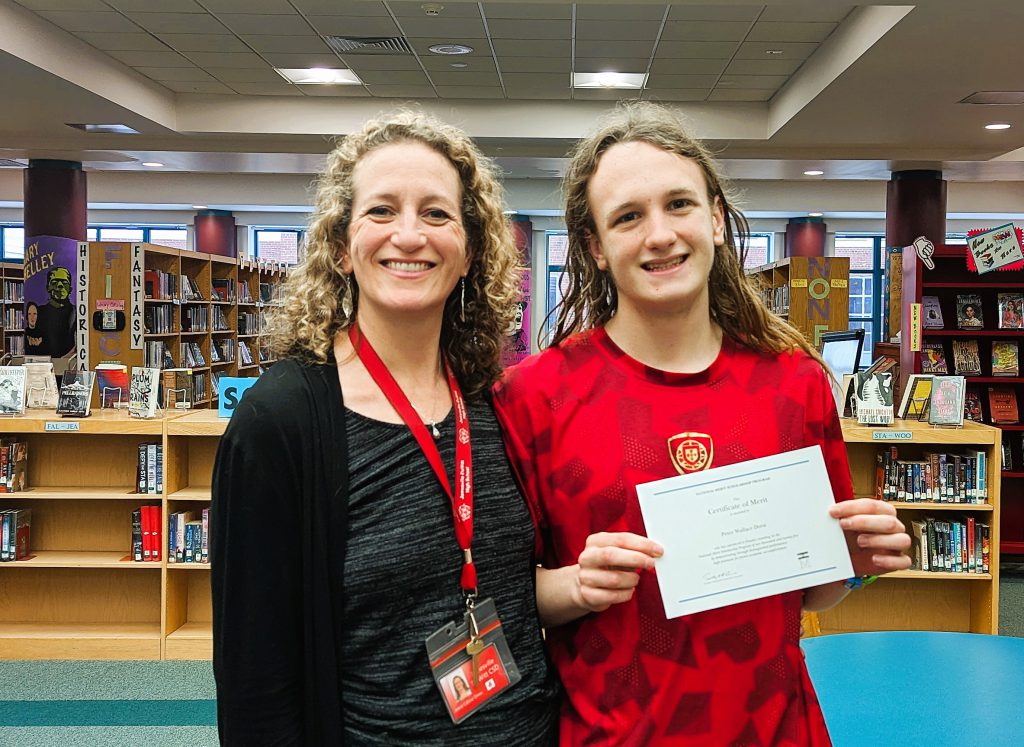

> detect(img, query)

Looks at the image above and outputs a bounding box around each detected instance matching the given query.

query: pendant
[430,421,441,439]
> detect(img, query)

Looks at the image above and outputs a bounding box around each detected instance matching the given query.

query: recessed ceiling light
[142,162,164,168]
[192,205,208,210]
[275,67,362,85]
[421,2,444,15]
[765,49,784,55]
[428,43,473,55]
[985,123,1012,130]
[66,123,139,134]
[450,62,468,68]
[573,71,647,89]
[808,212,824,217]
[804,169,824,176]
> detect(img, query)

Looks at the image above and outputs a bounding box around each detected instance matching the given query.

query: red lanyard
[348,325,477,594]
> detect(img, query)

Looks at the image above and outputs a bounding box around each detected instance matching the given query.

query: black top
[212,358,558,746]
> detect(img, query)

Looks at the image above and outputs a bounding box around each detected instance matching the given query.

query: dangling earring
[460,277,466,322]
[341,272,353,317]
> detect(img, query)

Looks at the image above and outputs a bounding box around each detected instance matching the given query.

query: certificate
[636,445,854,619]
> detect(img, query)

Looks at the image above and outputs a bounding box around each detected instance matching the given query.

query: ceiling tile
[202,0,297,12]
[760,4,854,23]
[574,57,650,74]
[260,51,343,68]
[646,73,720,89]
[434,86,505,99]
[657,40,741,59]
[343,55,425,71]
[410,38,490,57]
[660,21,751,42]
[365,84,438,97]
[735,41,818,60]
[160,80,236,93]
[241,35,330,54]
[576,4,667,21]
[418,55,496,72]
[204,67,283,83]
[120,12,227,34]
[107,0,203,10]
[724,58,803,76]
[497,57,570,73]
[135,66,217,82]
[17,0,110,10]
[708,88,774,101]
[388,1,480,18]
[108,50,195,67]
[668,5,761,22]
[642,89,710,102]
[427,71,502,86]
[299,85,373,96]
[572,89,641,101]
[649,58,728,75]
[290,0,389,16]
[486,19,571,40]
[356,70,431,85]
[218,13,312,35]
[306,16,402,36]
[156,34,251,53]
[397,17,486,38]
[226,81,303,95]
[501,73,567,89]
[504,88,571,100]
[492,39,570,57]
[748,22,837,43]
[186,52,270,68]
[76,32,169,51]
[718,74,789,90]
[575,20,664,41]
[37,11,141,33]
[575,39,654,58]
[483,3,570,20]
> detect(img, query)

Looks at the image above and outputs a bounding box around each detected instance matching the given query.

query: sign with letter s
[218,377,258,418]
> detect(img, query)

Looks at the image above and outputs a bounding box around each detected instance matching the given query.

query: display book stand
[806,417,1001,637]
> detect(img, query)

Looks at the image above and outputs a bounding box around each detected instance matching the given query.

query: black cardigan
[212,358,349,745]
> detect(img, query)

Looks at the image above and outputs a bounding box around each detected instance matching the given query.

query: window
[254,229,301,265]
[1,227,24,259]
[544,232,569,343]
[149,229,188,250]
[742,233,773,270]
[89,226,188,248]
[834,236,883,367]
[98,227,144,242]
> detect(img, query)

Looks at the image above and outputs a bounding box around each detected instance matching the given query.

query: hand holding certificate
[636,445,853,619]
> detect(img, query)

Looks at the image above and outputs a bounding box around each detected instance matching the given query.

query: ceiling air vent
[0,159,24,168]
[325,36,414,55]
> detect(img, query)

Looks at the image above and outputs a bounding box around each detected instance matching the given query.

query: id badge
[425,597,521,724]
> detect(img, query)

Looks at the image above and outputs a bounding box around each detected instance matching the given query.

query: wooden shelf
[1,550,158,568]
[0,486,151,501]
[169,486,212,500]
[839,418,999,445]
[0,409,169,434]
[923,281,1024,289]
[887,501,993,512]
[0,622,162,659]
[166,409,227,437]
[167,562,210,570]
[887,570,992,580]
[922,330,1024,337]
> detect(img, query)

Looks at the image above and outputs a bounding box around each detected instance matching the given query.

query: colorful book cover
[854,371,894,425]
[955,293,984,329]
[988,386,1019,424]
[55,370,95,417]
[920,343,948,374]
[95,363,129,408]
[928,376,966,426]
[897,374,933,419]
[921,295,944,329]
[991,341,1020,376]
[129,367,160,418]
[964,389,983,422]
[998,292,1024,329]
[0,366,26,416]
[951,339,982,376]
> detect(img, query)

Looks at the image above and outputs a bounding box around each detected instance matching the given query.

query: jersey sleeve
[807,361,855,503]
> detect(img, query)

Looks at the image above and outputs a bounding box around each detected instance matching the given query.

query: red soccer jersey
[494,328,853,747]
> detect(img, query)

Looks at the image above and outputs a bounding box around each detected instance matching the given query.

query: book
[131,509,143,562]
[0,508,31,561]
[129,367,161,419]
[988,385,1019,424]
[0,366,26,416]
[161,368,193,410]
[95,362,129,408]
[956,293,984,329]
[854,371,894,425]
[8,441,27,492]
[951,339,982,376]
[23,359,58,409]
[897,374,933,419]
[998,292,1024,329]
[921,295,944,329]
[1002,439,1014,470]
[991,341,1019,376]
[928,376,966,426]
[964,389,983,422]
[55,370,95,417]
[920,343,948,374]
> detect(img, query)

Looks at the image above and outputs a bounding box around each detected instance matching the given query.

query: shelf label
[872,430,913,440]
[791,278,808,287]
[909,302,922,352]
[830,279,847,288]
[45,421,80,431]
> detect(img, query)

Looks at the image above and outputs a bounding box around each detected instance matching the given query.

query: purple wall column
[785,217,826,257]
[885,169,946,248]
[195,210,236,258]
[24,159,87,240]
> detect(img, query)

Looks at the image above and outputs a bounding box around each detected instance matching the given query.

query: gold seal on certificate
[637,445,853,619]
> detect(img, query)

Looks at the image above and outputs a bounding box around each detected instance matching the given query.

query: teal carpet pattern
[0,661,217,746]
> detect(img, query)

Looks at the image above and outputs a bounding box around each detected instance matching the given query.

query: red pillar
[194,210,236,258]
[23,159,87,240]
[885,169,946,248]
[785,217,826,257]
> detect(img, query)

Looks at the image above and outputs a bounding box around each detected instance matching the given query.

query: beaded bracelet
[843,575,879,590]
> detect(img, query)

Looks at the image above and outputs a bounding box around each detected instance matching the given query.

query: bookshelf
[813,418,1000,636]
[899,244,1024,556]
[1,260,25,357]
[746,256,850,347]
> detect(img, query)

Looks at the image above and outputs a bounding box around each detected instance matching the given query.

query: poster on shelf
[23,235,79,360]
[501,270,532,368]
[966,223,1024,274]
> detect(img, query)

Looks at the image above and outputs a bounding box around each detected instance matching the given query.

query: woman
[24,301,45,355]
[212,111,559,745]
[494,102,911,745]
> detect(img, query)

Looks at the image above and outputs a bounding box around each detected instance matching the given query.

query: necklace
[411,362,444,439]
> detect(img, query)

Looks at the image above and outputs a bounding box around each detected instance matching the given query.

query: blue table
[802,632,1024,747]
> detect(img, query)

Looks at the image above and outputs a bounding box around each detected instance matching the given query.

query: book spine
[138,444,147,494]
[202,507,209,563]
[967,517,976,573]
[13,509,30,561]
[981,523,990,573]
[151,506,161,562]
[184,521,194,563]
[926,518,938,571]
[0,510,9,561]
[176,513,186,563]
[141,505,152,561]
[167,512,177,564]
[977,450,986,503]
[155,444,163,494]
[146,443,157,495]
[131,509,143,562]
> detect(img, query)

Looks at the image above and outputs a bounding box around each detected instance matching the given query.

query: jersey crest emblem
[667,432,714,474]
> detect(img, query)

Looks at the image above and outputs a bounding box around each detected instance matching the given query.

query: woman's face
[26,305,37,327]
[452,675,469,699]
[344,141,468,327]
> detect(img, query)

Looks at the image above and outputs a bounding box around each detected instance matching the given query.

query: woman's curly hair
[551,101,824,368]
[269,109,522,400]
